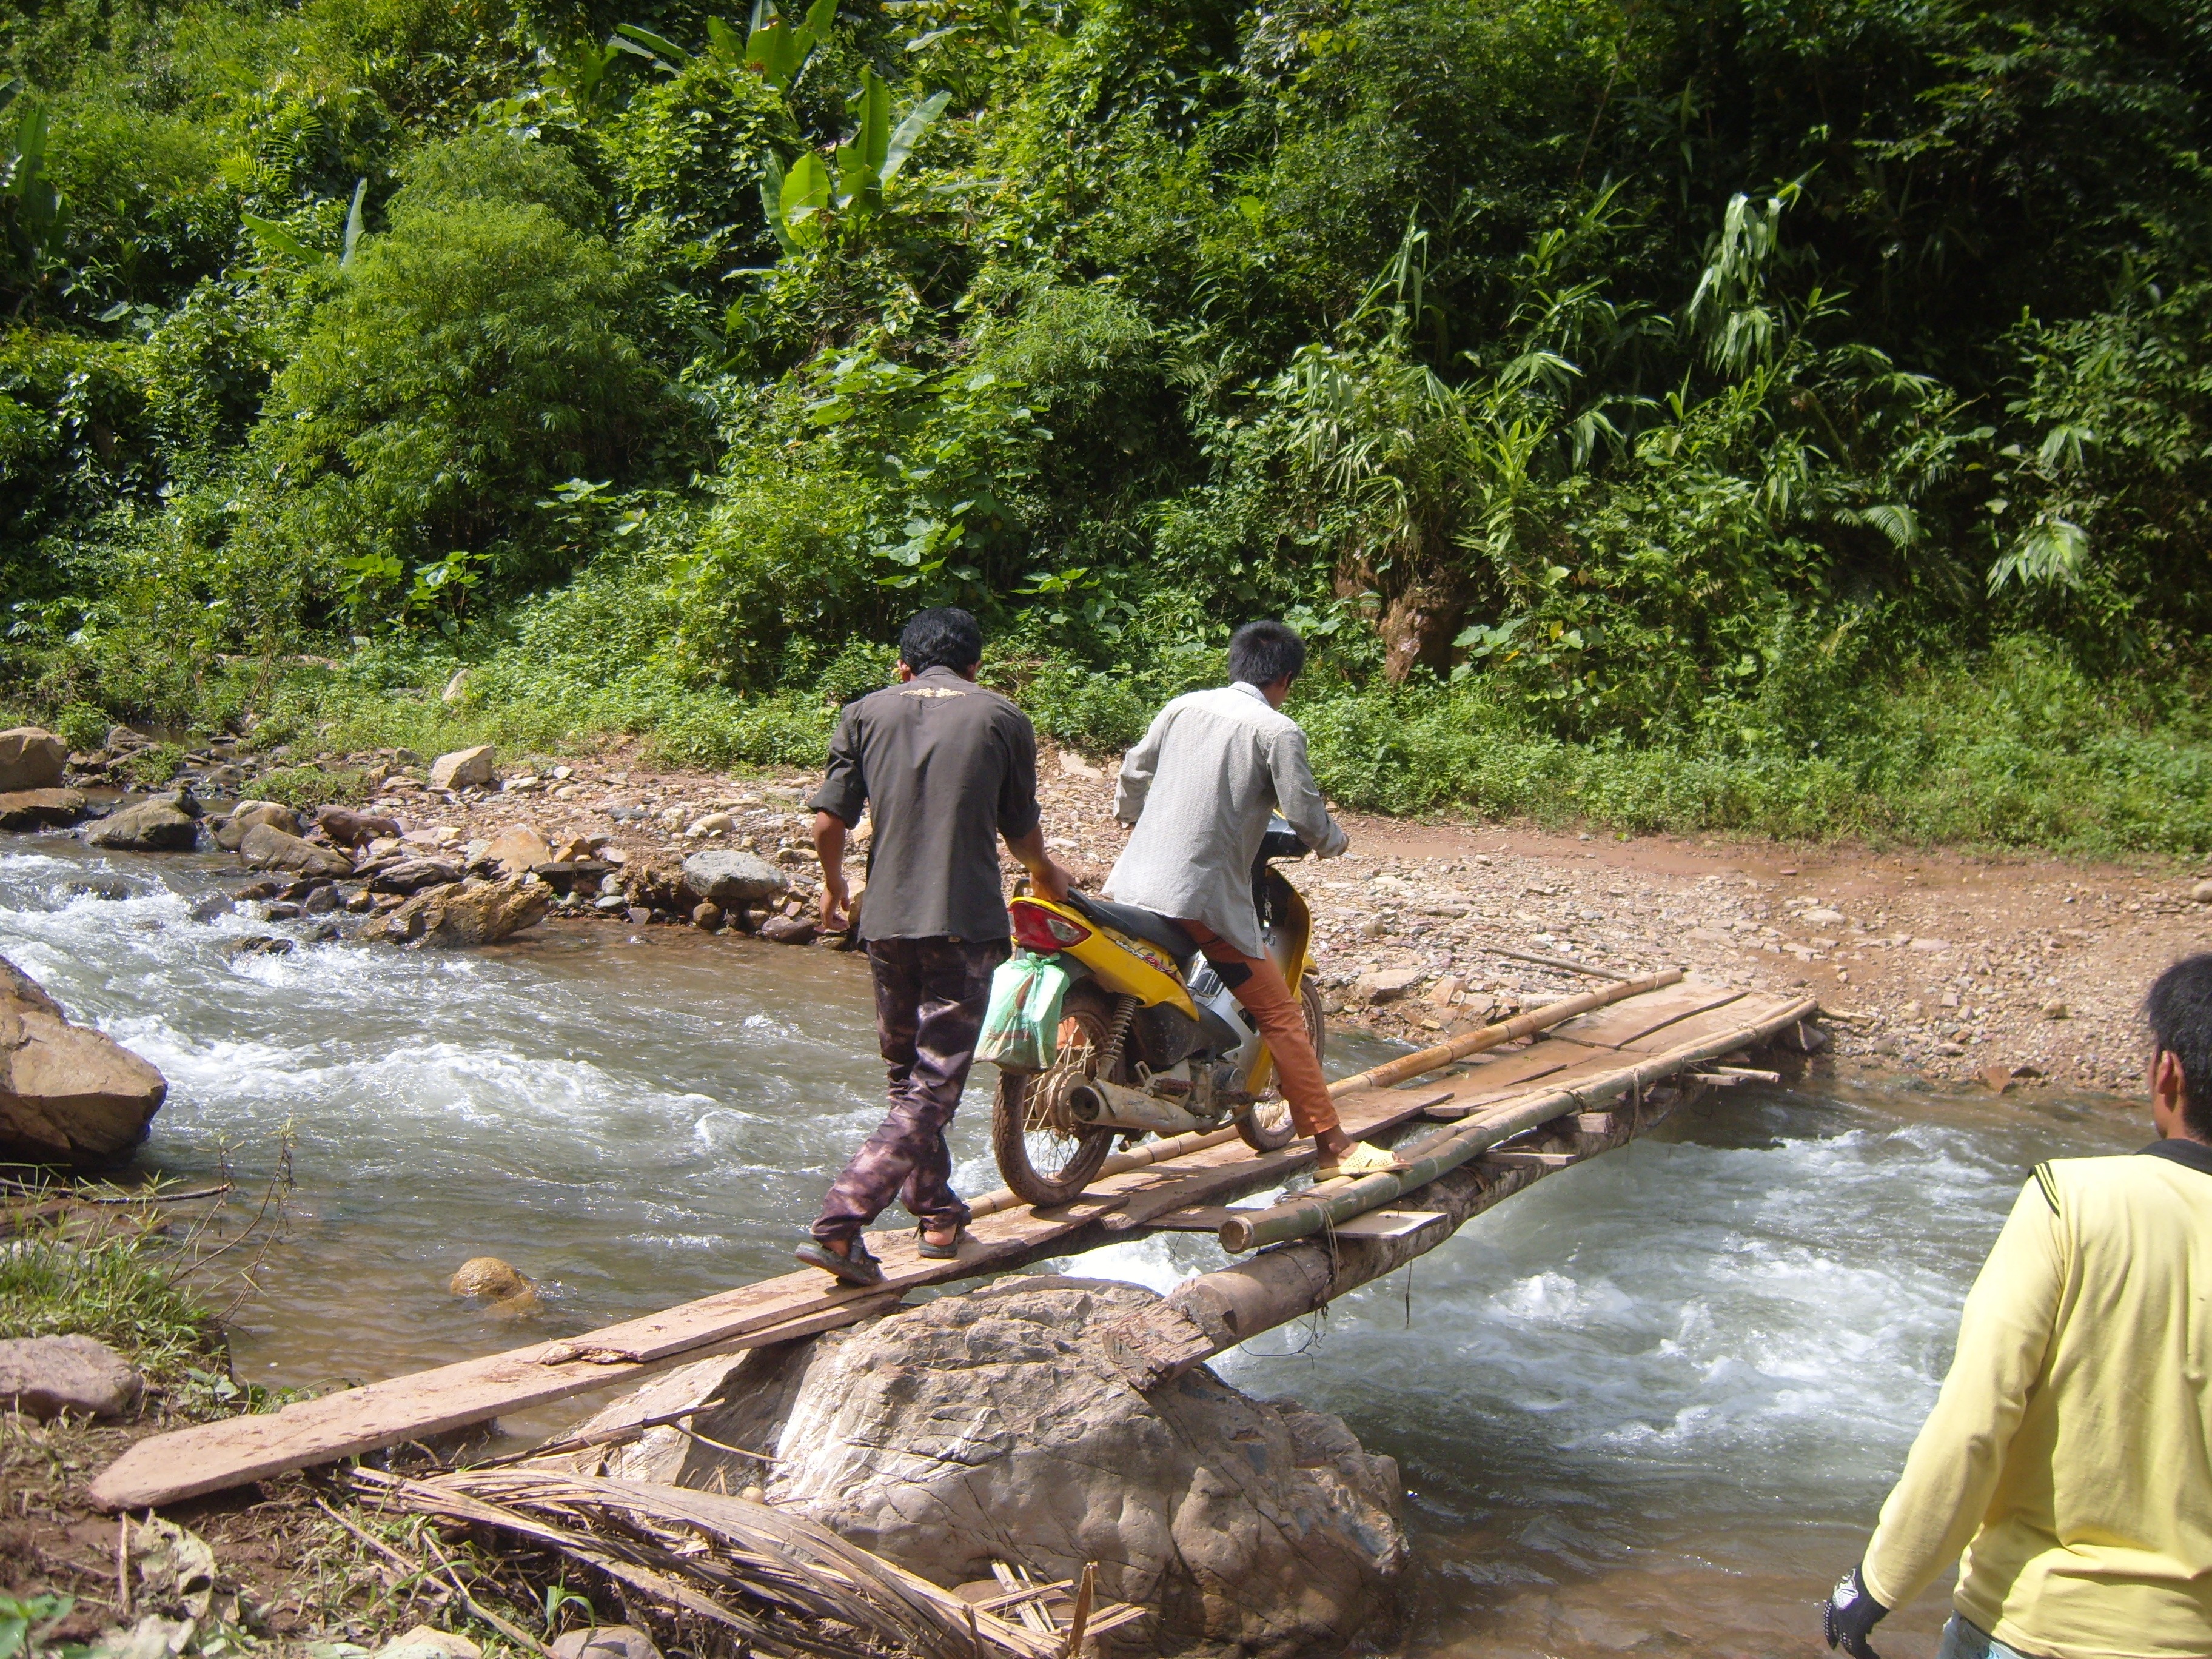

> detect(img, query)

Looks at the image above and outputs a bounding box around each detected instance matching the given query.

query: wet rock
[301,884,340,916]
[449,1256,541,1319]
[427,745,496,790]
[0,728,68,791]
[85,800,201,852]
[315,806,401,848]
[66,878,136,902]
[0,1334,143,1420]
[578,1278,1404,1659]
[682,850,788,907]
[374,875,551,948]
[618,857,697,913]
[213,800,298,850]
[227,935,295,957]
[691,902,725,930]
[531,859,612,894]
[0,955,166,1167]
[548,1626,659,1659]
[145,787,203,819]
[759,914,817,945]
[188,893,235,923]
[0,788,87,830]
[370,857,462,895]
[233,879,282,902]
[238,823,352,879]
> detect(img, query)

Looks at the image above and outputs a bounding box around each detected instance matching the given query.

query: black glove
[1821,1563,1888,1659]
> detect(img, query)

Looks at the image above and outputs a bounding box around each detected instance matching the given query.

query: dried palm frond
[351,1467,1145,1659]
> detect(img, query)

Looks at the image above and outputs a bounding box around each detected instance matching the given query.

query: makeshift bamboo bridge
[90,970,1820,1513]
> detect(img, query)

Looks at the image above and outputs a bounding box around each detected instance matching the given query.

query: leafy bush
[251,764,365,809]
[115,741,183,788]
[258,135,663,623]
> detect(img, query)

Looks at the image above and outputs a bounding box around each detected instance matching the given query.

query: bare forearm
[1005,825,1070,899]
[813,811,848,889]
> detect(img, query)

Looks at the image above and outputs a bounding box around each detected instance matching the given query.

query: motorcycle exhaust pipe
[1067,1077,1213,1138]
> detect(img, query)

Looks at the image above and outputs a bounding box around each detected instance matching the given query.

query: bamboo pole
[1219,990,1791,1253]
[967,968,1683,1221]
[1323,968,1683,1095]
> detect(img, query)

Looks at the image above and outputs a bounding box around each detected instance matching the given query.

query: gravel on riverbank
[298,738,2206,1101]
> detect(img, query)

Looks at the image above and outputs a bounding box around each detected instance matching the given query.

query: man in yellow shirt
[1823,954,2212,1659]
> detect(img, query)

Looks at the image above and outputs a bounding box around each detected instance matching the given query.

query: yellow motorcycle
[991,820,1326,1207]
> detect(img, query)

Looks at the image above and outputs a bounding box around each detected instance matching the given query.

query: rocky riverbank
[8,721,2204,1096]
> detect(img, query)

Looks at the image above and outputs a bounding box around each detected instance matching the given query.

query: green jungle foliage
[4,0,2212,852]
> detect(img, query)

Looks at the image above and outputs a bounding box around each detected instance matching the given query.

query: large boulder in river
[0,728,67,791]
[0,788,87,830]
[85,799,200,852]
[561,1278,1406,1658]
[0,955,166,1167]
[682,849,788,906]
[238,822,352,879]
[374,875,550,947]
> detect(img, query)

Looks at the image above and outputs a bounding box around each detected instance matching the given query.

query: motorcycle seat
[1064,891,1199,967]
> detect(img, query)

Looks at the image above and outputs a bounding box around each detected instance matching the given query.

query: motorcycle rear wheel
[992,984,1121,1209]
[1235,974,1330,1153]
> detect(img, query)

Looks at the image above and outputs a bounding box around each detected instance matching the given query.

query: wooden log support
[1102,996,1820,1390]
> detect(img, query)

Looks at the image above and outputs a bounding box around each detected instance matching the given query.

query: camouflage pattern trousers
[811,935,1007,1245]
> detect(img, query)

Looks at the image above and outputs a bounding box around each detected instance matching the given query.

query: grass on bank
[13,630,2210,861]
[0,1181,632,1655]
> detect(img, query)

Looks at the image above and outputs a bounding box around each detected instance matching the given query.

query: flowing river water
[2,840,2146,1657]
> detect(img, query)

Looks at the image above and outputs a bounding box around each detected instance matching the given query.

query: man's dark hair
[1228,620,1307,689]
[2147,953,2212,1137]
[899,608,984,674]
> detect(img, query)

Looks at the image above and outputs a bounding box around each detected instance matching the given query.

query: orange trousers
[1179,921,1340,1138]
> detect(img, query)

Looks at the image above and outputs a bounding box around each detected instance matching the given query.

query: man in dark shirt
[795,608,1071,1284]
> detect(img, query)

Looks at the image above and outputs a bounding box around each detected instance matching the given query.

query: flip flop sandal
[794,1238,886,1285]
[1313,1140,1404,1181]
[916,1224,967,1259]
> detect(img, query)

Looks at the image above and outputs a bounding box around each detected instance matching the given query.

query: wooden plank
[1546,984,1749,1051]
[91,980,1815,1511]
[1480,1150,1580,1170]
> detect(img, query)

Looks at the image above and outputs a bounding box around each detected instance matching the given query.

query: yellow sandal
[1313,1139,1403,1181]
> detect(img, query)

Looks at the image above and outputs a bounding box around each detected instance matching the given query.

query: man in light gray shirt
[1107,621,1396,1178]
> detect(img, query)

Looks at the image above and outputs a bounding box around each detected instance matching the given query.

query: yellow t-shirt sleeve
[1862,1175,2066,1610]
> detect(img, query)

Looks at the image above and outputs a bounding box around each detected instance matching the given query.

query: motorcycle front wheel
[991,984,1121,1209]
[1235,974,1330,1153]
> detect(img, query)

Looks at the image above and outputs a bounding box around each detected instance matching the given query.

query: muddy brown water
[1,839,2142,1657]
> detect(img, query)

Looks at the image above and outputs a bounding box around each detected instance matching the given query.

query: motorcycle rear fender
[1010,897,1199,1019]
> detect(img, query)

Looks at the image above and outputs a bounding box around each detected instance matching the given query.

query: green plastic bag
[977,952,1071,1070]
